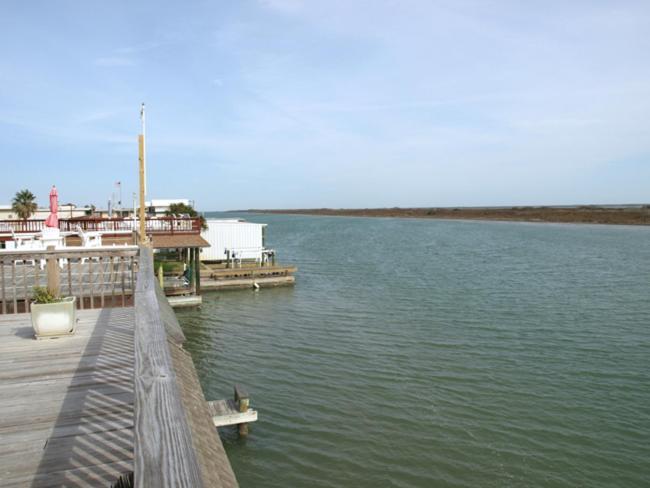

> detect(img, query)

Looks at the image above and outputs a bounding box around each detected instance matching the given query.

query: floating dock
[162,263,297,297]
[200,263,297,291]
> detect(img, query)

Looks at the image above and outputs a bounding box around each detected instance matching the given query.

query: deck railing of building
[0,246,139,314]
[0,216,201,235]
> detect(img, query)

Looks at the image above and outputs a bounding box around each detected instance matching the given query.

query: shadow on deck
[0,308,135,487]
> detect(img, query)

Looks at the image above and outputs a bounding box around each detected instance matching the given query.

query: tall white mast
[138,103,148,243]
[140,103,146,196]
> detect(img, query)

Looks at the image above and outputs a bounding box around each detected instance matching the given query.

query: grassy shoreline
[242,206,650,226]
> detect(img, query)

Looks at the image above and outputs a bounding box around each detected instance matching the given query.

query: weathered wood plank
[206,399,258,428]
[78,260,84,310]
[22,263,28,312]
[111,256,116,307]
[12,260,17,312]
[88,258,94,309]
[120,257,126,307]
[154,277,186,345]
[169,343,239,488]
[1,259,5,314]
[0,246,138,260]
[99,256,105,308]
[134,246,204,487]
[0,307,135,487]
[2,459,133,488]
[67,259,73,297]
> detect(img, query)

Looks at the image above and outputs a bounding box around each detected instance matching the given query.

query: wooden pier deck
[0,246,240,487]
[0,307,134,487]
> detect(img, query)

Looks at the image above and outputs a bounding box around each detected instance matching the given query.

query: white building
[200,219,268,263]
[0,204,87,220]
[145,199,194,216]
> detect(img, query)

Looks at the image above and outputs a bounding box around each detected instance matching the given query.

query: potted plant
[31,286,77,339]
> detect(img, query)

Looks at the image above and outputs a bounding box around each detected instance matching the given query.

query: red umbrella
[44,185,59,228]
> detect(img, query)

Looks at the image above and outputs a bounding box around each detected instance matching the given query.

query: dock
[0,246,239,487]
[199,264,297,291]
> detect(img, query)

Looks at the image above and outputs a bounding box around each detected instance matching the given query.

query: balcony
[0,217,202,240]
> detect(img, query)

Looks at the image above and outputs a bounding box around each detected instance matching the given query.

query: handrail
[0,246,139,314]
[0,217,201,235]
[134,246,204,486]
[0,245,139,259]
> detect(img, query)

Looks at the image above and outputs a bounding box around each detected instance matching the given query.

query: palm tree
[12,189,38,220]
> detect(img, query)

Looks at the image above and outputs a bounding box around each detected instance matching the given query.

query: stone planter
[31,297,77,339]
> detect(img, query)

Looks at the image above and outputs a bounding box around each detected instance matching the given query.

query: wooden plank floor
[0,307,134,487]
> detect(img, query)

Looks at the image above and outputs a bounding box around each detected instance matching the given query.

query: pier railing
[0,246,139,314]
[0,244,230,485]
[0,216,201,236]
[134,246,206,486]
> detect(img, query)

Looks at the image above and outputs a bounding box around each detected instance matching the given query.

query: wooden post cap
[234,384,249,402]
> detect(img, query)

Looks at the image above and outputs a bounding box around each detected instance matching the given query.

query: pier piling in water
[207,385,257,435]
[235,385,250,436]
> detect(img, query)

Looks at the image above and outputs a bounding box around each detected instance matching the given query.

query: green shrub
[32,286,61,304]
[154,260,184,274]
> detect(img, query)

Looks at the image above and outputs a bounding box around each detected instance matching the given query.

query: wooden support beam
[46,246,60,298]
[194,247,201,296]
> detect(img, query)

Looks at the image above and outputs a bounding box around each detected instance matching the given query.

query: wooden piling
[234,384,250,436]
[194,247,201,296]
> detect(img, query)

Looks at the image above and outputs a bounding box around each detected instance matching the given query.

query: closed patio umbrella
[44,186,58,228]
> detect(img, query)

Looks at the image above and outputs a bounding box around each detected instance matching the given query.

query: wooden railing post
[0,259,5,314]
[46,246,60,298]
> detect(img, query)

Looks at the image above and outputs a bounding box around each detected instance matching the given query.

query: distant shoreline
[239,206,650,226]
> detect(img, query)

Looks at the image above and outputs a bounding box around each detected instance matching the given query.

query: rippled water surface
[176,214,650,487]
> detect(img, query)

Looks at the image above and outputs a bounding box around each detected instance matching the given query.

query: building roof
[204,219,267,226]
[151,234,210,249]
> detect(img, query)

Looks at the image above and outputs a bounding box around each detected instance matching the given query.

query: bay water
[176,214,650,487]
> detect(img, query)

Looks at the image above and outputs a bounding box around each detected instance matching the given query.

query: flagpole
[138,103,148,244]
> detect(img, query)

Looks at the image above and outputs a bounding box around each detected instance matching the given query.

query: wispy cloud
[2,0,649,207]
[93,56,135,67]
[75,108,131,125]
[115,41,167,54]
[258,0,304,14]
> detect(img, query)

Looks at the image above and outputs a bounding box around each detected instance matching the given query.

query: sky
[0,0,649,211]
